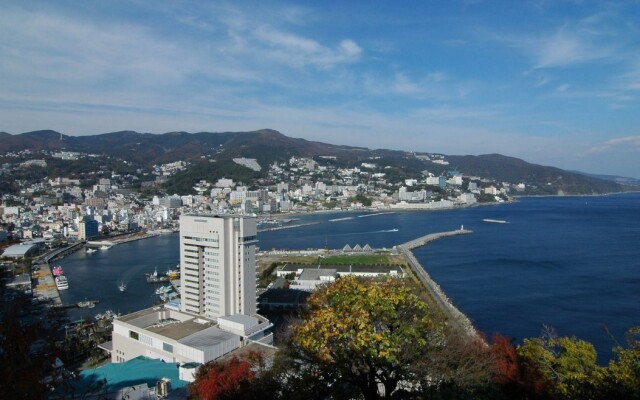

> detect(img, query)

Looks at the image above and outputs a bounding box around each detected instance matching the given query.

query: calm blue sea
[58,193,640,362]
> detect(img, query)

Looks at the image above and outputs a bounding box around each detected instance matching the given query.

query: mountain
[569,171,640,187]
[0,129,627,195]
[446,154,624,194]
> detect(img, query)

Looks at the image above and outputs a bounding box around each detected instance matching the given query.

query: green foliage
[162,160,261,195]
[351,193,372,206]
[315,254,397,266]
[598,326,640,399]
[257,262,280,288]
[289,276,446,399]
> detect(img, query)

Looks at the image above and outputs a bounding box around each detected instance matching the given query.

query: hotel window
[129,331,139,341]
[163,342,174,353]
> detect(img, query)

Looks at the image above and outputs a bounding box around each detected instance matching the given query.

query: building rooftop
[281,263,403,274]
[219,314,259,327]
[1,239,45,257]
[299,268,336,281]
[117,307,217,341]
[147,318,214,341]
[178,326,237,351]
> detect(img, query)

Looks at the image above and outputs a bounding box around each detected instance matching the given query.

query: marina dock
[397,229,477,338]
[32,262,62,306]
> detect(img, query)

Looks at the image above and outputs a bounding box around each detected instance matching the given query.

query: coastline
[397,230,478,339]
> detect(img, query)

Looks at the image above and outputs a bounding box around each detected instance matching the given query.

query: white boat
[118,282,127,292]
[155,285,173,295]
[95,309,116,321]
[100,245,110,250]
[86,248,96,254]
[483,219,508,224]
[55,275,69,290]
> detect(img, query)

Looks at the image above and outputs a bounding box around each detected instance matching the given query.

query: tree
[598,326,640,399]
[191,356,255,400]
[516,327,602,399]
[289,275,446,400]
[351,193,372,207]
[490,333,553,399]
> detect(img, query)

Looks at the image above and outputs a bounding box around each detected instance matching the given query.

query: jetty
[258,221,321,232]
[397,228,477,338]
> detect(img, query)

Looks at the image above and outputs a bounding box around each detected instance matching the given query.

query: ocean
[57,193,640,362]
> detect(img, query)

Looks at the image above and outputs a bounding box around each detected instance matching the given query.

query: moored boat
[77,300,97,308]
[155,285,174,295]
[52,266,64,276]
[55,275,69,290]
[146,267,170,283]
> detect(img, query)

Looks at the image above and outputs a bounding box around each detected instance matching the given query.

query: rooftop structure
[111,306,272,366]
[1,239,45,258]
[277,263,406,291]
[179,214,258,319]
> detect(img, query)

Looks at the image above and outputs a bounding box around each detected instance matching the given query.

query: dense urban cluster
[0,148,521,245]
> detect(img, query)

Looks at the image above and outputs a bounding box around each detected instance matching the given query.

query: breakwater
[397,229,477,338]
[86,232,160,247]
[258,221,321,232]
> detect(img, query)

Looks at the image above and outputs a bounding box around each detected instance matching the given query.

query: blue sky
[1,1,639,177]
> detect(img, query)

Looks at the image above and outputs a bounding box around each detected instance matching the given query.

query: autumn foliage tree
[191,356,255,400]
[288,275,447,400]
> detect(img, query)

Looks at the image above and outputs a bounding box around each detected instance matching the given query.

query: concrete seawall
[397,229,477,338]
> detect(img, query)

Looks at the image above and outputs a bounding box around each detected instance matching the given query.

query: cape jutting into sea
[58,192,640,363]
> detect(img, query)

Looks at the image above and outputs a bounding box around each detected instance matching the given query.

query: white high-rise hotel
[109,214,271,368]
[179,214,258,319]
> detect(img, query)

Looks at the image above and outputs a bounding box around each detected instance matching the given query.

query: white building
[110,214,271,367]
[110,307,272,366]
[179,214,258,319]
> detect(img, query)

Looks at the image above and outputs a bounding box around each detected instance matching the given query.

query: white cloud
[586,135,640,154]
[393,73,421,94]
[339,39,362,58]
[252,27,362,69]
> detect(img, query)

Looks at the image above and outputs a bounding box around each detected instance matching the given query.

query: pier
[258,221,321,232]
[397,229,477,338]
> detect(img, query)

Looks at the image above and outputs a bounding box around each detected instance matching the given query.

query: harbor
[26,193,640,364]
[396,228,477,338]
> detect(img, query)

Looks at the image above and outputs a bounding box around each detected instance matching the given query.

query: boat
[155,285,174,295]
[95,309,117,321]
[146,267,170,283]
[118,282,127,292]
[165,268,180,279]
[100,245,110,250]
[55,275,69,290]
[483,219,508,224]
[52,266,64,276]
[160,291,179,302]
[77,300,97,308]
[86,248,96,254]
